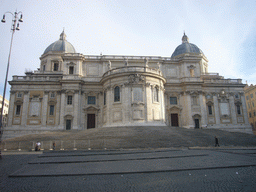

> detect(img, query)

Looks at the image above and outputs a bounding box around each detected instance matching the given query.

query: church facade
[3,31,252,138]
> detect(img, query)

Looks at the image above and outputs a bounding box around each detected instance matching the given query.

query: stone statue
[108,60,112,70]
[144,57,149,67]
[124,58,128,66]
[157,62,160,70]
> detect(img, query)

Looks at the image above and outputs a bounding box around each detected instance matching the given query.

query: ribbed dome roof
[171,33,204,58]
[43,30,76,54]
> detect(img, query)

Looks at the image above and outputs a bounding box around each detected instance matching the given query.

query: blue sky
[0,0,256,100]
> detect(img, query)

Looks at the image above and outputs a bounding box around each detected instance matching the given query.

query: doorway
[171,113,179,127]
[87,114,95,129]
[66,120,71,130]
[194,119,200,129]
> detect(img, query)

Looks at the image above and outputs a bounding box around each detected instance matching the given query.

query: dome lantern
[182,32,189,43]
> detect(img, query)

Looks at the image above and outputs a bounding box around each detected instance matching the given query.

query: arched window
[208,105,213,115]
[104,91,106,105]
[114,86,120,102]
[236,105,241,115]
[153,87,159,102]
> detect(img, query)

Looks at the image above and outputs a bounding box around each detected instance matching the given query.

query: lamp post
[0,11,23,158]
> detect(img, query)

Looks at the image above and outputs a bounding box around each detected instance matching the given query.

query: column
[73,90,79,129]
[186,94,193,128]
[59,90,66,129]
[229,94,237,124]
[106,87,111,126]
[42,91,49,126]
[213,94,220,125]
[21,91,29,126]
[160,86,165,124]
[7,91,16,126]
[55,91,61,126]
[199,94,207,128]
[123,84,130,124]
[241,94,250,125]
[146,85,152,121]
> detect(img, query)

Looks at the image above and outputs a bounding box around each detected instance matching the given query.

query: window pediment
[83,106,100,111]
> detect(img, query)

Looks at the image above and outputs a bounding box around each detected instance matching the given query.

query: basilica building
[3,31,252,138]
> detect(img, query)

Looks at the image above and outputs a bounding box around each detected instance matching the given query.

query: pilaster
[59,90,66,129]
[199,94,207,128]
[213,95,220,125]
[241,94,250,125]
[229,94,237,124]
[42,91,49,126]
[21,91,29,126]
[7,92,16,126]
[73,90,79,129]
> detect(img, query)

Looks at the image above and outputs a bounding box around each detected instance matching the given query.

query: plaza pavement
[1,126,256,191]
[1,148,256,191]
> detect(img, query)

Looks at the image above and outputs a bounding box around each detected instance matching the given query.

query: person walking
[53,142,56,150]
[215,136,220,147]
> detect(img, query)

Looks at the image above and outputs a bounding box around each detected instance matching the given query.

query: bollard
[32,141,35,151]
[88,139,91,150]
[4,142,7,151]
[41,141,44,151]
[73,140,77,150]
[18,142,21,151]
[104,139,107,150]
[60,140,64,150]
[49,141,53,150]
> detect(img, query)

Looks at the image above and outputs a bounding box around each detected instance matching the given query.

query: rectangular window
[16,105,21,115]
[54,63,59,71]
[170,97,177,105]
[237,105,241,115]
[49,105,54,115]
[69,66,74,74]
[246,96,249,100]
[17,93,22,98]
[249,112,252,118]
[248,103,251,109]
[254,111,256,116]
[251,94,253,98]
[253,102,255,107]
[208,105,213,115]
[67,96,72,105]
[88,96,96,104]
[50,92,55,98]
[43,65,45,71]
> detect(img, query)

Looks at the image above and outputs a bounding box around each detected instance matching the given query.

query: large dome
[43,30,76,54]
[171,33,204,58]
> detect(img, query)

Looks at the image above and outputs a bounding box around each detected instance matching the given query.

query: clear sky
[1,0,256,100]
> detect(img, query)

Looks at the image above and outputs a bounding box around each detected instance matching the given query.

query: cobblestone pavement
[1,149,256,191]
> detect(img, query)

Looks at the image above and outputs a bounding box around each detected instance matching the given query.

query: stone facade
[244,84,256,135]
[3,32,252,138]
[0,95,9,127]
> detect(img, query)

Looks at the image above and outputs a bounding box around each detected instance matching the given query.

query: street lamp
[0,11,23,157]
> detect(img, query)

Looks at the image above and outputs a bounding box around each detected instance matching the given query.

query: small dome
[43,30,76,54]
[171,33,204,58]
